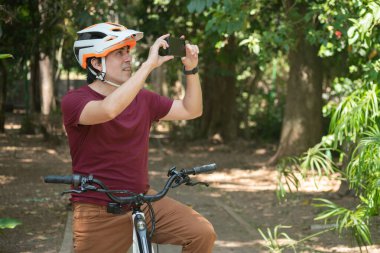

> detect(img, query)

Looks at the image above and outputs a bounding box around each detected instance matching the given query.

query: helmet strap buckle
[96,72,106,81]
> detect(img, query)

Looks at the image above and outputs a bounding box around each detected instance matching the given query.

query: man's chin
[118,75,131,84]
[123,70,131,77]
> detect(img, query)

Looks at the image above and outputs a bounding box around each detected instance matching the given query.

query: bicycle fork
[132,211,154,253]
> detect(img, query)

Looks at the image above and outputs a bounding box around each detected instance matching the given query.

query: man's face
[105,46,132,84]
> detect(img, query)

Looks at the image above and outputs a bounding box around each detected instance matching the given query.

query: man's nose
[123,53,132,62]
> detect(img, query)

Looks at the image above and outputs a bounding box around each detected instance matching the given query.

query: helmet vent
[78,32,106,41]
[105,36,116,41]
[107,22,122,27]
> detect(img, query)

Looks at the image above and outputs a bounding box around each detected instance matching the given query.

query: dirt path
[1,114,380,253]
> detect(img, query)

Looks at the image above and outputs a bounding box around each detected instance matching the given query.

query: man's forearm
[182,73,203,117]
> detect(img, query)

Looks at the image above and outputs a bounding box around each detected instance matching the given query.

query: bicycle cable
[147,201,156,239]
[146,201,159,253]
[96,189,137,195]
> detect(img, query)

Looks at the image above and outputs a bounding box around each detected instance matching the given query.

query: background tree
[271,1,324,161]
[187,1,284,142]
[189,0,328,156]
[0,54,13,133]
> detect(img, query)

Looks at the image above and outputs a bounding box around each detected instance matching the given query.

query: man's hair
[86,57,100,84]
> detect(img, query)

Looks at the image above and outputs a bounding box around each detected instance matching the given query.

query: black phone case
[158,37,186,57]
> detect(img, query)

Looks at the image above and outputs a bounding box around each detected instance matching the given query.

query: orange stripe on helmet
[80,39,136,69]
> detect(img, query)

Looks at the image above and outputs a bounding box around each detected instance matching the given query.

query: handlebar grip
[44,175,73,184]
[182,163,217,175]
[44,175,82,186]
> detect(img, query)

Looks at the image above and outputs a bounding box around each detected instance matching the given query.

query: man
[61,22,216,253]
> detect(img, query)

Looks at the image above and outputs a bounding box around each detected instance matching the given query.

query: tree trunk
[66,71,70,91]
[0,61,7,133]
[270,3,323,163]
[39,52,55,115]
[199,36,238,142]
[19,50,40,135]
[29,52,40,113]
[242,67,262,139]
[150,66,168,95]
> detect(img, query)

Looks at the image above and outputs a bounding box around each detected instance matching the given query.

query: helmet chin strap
[90,57,121,88]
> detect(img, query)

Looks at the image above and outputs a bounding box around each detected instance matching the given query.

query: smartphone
[159,37,186,57]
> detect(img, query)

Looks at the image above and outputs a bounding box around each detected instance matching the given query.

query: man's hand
[181,36,199,70]
[146,34,174,69]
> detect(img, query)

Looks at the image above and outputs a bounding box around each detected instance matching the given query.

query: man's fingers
[161,55,174,63]
[159,40,169,49]
[159,34,170,40]
[185,44,199,56]
[153,34,170,49]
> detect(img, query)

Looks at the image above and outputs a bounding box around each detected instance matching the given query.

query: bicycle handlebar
[44,163,217,205]
[181,163,217,175]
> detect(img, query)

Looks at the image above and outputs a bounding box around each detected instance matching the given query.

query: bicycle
[44,163,217,253]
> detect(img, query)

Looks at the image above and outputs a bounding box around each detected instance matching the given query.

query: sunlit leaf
[0,54,13,59]
[0,218,21,229]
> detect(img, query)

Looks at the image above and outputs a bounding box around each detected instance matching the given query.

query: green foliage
[277,137,339,199]
[276,157,300,199]
[187,0,290,139]
[258,225,296,253]
[236,64,285,140]
[258,224,336,252]
[0,218,21,230]
[314,198,372,246]
[347,2,380,45]
[187,0,219,13]
[0,54,13,59]
[188,0,289,64]
[330,85,380,145]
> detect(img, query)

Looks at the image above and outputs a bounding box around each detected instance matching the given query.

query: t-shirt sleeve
[61,90,93,127]
[143,89,174,122]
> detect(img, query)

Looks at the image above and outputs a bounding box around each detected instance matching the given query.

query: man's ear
[90,58,102,71]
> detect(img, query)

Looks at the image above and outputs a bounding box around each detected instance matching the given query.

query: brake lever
[185,181,209,187]
[60,184,98,196]
[171,179,185,188]
[171,175,190,188]
[61,189,83,195]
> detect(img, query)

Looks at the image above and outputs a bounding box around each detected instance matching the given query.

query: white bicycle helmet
[73,22,143,87]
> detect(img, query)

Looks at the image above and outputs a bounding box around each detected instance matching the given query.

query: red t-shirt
[61,85,173,206]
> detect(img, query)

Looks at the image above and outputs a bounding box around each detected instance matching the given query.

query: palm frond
[313,198,373,246]
[330,85,380,144]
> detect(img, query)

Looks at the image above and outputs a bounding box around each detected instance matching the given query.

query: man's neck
[89,80,117,96]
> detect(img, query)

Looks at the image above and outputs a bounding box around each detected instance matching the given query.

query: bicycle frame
[133,211,153,253]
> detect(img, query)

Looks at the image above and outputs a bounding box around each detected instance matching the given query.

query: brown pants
[72,191,216,253]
